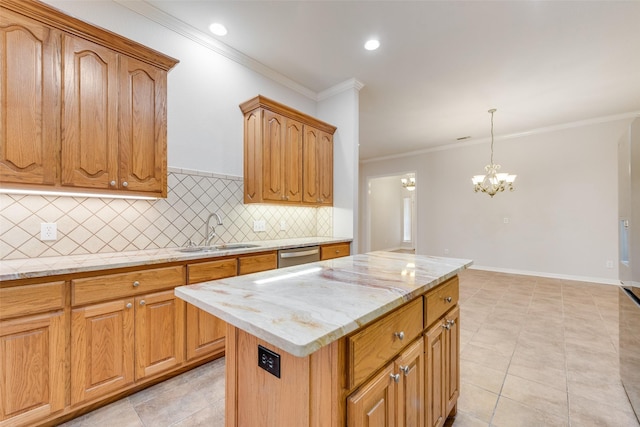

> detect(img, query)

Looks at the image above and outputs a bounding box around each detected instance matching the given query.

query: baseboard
[469,265,621,286]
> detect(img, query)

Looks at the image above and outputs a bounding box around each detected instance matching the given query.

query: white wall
[361,119,633,283]
[368,176,404,251]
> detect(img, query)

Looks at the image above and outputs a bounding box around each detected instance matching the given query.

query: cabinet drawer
[348,297,423,389]
[188,258,237,284]
[320,243,350,260]
[424,276,459,327]
[238,251,277,275]
[0,281,65,320]
[72,266,185,306]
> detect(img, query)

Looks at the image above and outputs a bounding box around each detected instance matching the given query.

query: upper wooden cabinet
[240,95,336,206]
[0,0,178,198]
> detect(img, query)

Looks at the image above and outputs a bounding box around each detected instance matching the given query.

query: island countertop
[175,251,472,357]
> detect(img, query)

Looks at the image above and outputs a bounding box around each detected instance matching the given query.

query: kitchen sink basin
[213,243,261,250]
[175,243,260,253]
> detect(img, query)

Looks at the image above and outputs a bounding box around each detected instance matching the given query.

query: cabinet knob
[394,331,405,340]
[442,322,451,330]
[399,365,410,376]
[133,281,140,287]
[139,300,146,306]
[447,319,456,327]
[390,373,401,383]
[445,296,452,303]
[122,181,128,187]
[110,180,116,187]
[126,303,132,309]
[335,250,340,254]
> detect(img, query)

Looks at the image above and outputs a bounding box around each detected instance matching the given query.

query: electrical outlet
[257,345,280,378]
[253,220,266,232]
[444,248,449,255]
[503,217,510,224]
[40,223,57,241]
[606,260,614,269]
[280,220,287,231]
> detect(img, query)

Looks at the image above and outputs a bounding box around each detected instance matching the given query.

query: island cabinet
[0,281,66,427]
[0,0,178,198]
[240,95,336,206]
[70,265,185,406]
[222,274,462,427]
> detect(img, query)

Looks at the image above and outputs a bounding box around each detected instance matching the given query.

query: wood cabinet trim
[240,95,336,135]
[1,0,179,70]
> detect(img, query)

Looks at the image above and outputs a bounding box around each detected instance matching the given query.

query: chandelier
[471,109,516,197]
[401,177,416,191]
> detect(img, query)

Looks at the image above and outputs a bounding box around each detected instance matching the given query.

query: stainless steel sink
[213,243,260,250]
[175,243,260,253]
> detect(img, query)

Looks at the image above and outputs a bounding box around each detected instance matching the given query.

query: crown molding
[361,110,640,164]
[114,0,317,99]
[317,78,366,101]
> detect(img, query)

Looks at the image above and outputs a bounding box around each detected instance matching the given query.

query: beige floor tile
[461,359,506,394]
[445,411,490,427]
[491,396,569,427]
[507,356,567,392]
[468,330,518,358]
[58,398,143,427]
[169,397,225,427]
[569,394,639,427]
[500,374,569,418]
[457,382,499,422]
[568,378,633,412]
[461,342,511,373]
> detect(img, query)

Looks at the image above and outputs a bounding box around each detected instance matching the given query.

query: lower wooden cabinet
[348,338,424,427]
[71,299,135,405]
[320,242,350,260]
[185,258,238,361]
[71,290,184,406]
[0,311,65,426]
[425,305,459,427]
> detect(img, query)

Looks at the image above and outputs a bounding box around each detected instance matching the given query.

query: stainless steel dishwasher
[278,246,320,268]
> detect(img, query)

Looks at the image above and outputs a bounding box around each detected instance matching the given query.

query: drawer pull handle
[126,303,132,309]
[390,373,400,383]
[400,365,410,376]
[394,331,405,340]
[139,300,146,306]
[133,281,140,287]
[444,296,452,303]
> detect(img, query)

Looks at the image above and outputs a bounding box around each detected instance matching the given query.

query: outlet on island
[258,345,280,378]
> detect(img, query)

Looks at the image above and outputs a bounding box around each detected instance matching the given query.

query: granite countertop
[0,237,351,281]
[175,251,472,357]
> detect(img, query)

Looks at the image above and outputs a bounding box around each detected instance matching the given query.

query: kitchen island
[175,251,471,427]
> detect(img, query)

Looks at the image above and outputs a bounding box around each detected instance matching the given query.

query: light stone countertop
[175,251,472,357]
[0,237,351,281]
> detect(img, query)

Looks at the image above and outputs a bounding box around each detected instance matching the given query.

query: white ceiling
[132,1,640,161]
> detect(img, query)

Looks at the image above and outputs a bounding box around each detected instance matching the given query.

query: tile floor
[60,269,639,427]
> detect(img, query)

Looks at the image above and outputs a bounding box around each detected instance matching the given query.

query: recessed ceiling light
[364,39,380,51]
[209,23,227,36]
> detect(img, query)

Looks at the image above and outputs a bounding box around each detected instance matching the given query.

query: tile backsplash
[0,168,333,260]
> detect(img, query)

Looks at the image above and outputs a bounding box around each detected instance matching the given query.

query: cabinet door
[71,299,134,405]
[0,311,65,426]
[283,118,303,202]
[262,111,302,203]
[244,109,262,202]
[185,259,237,361]
[262,110,285,202]
[348,363,397,427]
[425,320,446,427]
[185,304,226,361]
[0,10,60,186]
[303,126,333,205]
[444,306,460,416]
[135,290,184,379]
[396,338,425,427]
[119,55,168,196]
[62,35,118,190]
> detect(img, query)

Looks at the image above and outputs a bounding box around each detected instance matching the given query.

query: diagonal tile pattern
[59,270,640,427]
[0,168,329,260]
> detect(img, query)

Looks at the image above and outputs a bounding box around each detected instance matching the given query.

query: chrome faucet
[204,212,223,246]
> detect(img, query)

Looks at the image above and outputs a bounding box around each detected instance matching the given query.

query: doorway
[365,173,417,253]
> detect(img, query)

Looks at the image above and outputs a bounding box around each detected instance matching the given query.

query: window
[403,197,411,242]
